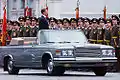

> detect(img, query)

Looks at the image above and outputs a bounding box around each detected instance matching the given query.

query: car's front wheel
[47,59,65,75]
[93,67,107,76]
[7,58,19,75]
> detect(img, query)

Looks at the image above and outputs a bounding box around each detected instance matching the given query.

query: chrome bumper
[53,57,117,67]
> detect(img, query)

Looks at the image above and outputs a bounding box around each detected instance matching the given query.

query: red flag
[76,7,79,19]
[103,6,107,20]
[25,6,29,16]
[1,6,7,46]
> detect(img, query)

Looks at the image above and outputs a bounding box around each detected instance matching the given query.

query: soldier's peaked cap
[91,18,98,23]
[63,18,70,23]
[84,17,90,22]
[57,19,63,24]
[49,17,57,23]
[25,16,31,20]
[99,18,106,23]
[106,18,112,23]
[31,17,38,21]
[77,17,84,22]
[18,16,25,21]
[111,15,119,21]
[70,18,77,23]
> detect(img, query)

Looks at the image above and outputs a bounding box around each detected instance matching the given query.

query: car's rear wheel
[93,67,107,76]
[7,58,19,75]
[47,59,65,75]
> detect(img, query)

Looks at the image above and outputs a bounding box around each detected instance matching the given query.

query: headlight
[62,50,68,56]
[56,50,74,56]
[102,50,115,56]
[68,50,74,56]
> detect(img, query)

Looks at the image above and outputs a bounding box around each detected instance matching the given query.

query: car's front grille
[74,47,101,57]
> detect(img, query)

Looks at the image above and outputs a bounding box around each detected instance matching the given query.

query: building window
[29,0,33,8]
[12,0,17,10]
[20,0,25,9]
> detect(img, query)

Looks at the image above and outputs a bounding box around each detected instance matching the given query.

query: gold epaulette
[89,39,97,42]
[112,36,117,39]
[97,40,103,42]
[104,40,110,42]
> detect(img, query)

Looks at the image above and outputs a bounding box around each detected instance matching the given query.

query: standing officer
[70,18,77,29]
[57,19,63,29]
[30,17,39,37]
[83,18,91,39]
[89,18,98,43]
[97,18,106,44]
[111,15,119,48]
[111,15,120,71]
[18,16,25,37]
[62,18,70,30]
[23,16,31,37]
[77,17,84,30]
[11,21,20,38]
[49,17,58,29]
[104,19,112,45]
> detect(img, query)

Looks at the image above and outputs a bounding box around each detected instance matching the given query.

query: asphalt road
[0,68,120,80]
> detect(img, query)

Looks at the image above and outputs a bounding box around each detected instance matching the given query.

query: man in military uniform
[11,21,20,38]
[6,20,13,45]
[89,18,98,43]
[70,18,77,29]
[49,17,58,29]
[62,18,70,30]
[30,17,39,37]
[111,15,119,47]
[104,19,112,45]
[18,16,25,37]
[77,17,84,30]
[57,19,63,29]
[23,16,31,37]
[97,18,106,44]
[111,15,120,71]
[83,17,91,39]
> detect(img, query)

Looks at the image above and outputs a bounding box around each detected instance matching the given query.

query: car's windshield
[40,30,88,44]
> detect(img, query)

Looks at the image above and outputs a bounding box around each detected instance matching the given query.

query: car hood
[49,43,114,49]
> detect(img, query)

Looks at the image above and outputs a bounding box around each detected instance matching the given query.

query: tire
[7,58,19,75]
[47,59,65,75]
[93,67,107,76]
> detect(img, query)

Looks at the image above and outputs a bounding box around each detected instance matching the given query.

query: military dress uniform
[23,16,32,37]
[97,27,104,44]
[23,26,31,37]
[30,26,38,37]
[89,28,97,44]
[111,25,119,47]
[18,25,25,37]
[18,16,25,37]
[83,27,91,39]
[30,17,39,37]
[104,28,111,45]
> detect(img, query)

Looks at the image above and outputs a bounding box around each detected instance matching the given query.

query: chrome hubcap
[8,60,13,71]
[48,60,53,72]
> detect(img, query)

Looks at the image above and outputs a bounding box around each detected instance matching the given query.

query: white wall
[58,0,120,18]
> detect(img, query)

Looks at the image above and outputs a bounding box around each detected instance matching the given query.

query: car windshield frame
[40,30,88,44]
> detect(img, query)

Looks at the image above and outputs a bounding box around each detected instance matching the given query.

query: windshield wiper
[45,42,55,43]
[73,42,80,43]
[58,41,71,43]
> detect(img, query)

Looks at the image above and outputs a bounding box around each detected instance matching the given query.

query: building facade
[0,0,120,20]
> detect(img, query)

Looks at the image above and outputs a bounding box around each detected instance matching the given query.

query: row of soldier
[0,15,120,48]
